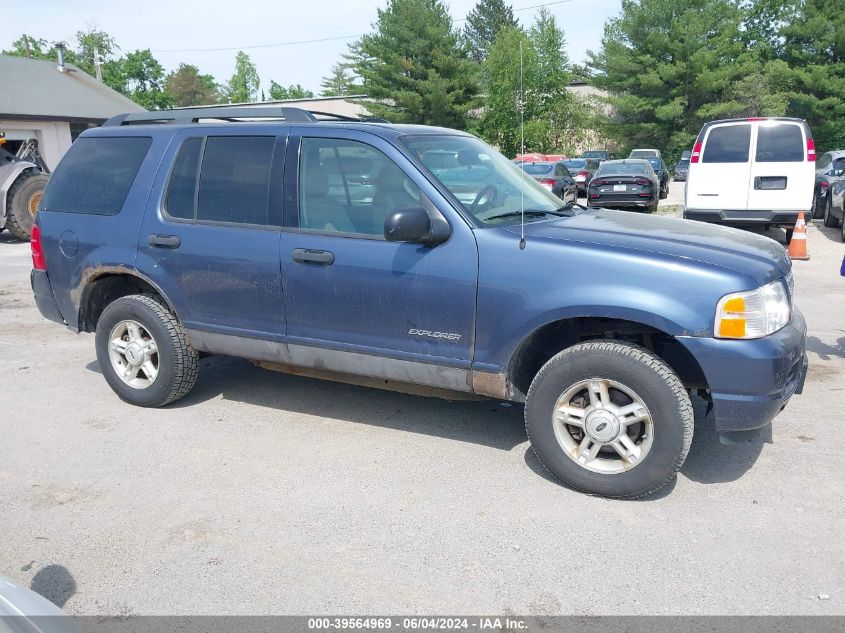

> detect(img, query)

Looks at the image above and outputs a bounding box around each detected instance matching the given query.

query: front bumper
[678,308,807,432]
[684,209,801,226]
[31,269,65,325]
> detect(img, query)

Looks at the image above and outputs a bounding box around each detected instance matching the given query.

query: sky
[7,0,621,95]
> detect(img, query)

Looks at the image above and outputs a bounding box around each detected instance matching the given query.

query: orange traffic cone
[787,212,809,261]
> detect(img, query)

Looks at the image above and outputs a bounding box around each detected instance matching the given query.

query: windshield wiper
[484,208,574,222]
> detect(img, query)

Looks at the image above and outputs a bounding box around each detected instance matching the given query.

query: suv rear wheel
[525,340,693,498]
[95,294,198,407]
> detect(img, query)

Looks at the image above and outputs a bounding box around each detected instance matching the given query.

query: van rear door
[747,121,814,213]
[686,122,752,211]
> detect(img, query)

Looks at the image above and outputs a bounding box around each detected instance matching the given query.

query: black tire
[525,340,693,499]
[785,228,794,243]
[812,194,824,220]
[6,172,49,241]
[824,196,840,228]
[841,211,845,242]
[659,184,668,200]
[647,203,658,213]
[95,294,198,407]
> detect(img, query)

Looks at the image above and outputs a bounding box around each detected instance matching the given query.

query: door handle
[147,234,181,249]
[292,248,335,266]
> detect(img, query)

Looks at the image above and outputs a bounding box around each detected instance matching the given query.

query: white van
[684,117,815,238]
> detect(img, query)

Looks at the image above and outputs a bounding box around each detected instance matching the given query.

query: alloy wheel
[552,378,654,474]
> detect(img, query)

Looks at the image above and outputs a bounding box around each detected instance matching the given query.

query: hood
[505,208,790,285]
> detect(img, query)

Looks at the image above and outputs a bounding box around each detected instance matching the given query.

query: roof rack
[102,106,388,127]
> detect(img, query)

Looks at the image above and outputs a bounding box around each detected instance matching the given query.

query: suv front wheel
[95,294,198,407]
[525,340,693,498]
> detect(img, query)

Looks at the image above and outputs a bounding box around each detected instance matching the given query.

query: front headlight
[715,278,791,339]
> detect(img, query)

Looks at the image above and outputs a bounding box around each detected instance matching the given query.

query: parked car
[647,158,670,198]
[813,150,845,220]
[518,161,578,203]
[587,159,661,212]
[674,157,690,181]
[31,105,806,499]
[563,158,600,196]
[629,149,662,160]
[822,171,845,241]
[684,117,814,241]
[580,150,613,162]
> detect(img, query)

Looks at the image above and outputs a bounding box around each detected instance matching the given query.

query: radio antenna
[519,40,526,251]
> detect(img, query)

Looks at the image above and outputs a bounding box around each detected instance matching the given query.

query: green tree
[780,0,845,151]
[320,62,357,96]
[349,0,478,128]
[479,14,585,157]
[225,51,260,103]
[123,49,173,110]
[166,63,220,106]
[588,0,752,159]
[3,35,54,60]
[268,81,314,100]
[463,0,518,62]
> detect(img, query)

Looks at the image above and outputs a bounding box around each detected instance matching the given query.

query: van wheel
[6,173,49,241]
[524,340,693,499]
[95,294,198,407]
[824,196,840,228]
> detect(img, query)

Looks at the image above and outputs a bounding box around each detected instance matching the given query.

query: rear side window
[755,124,804,162]
[41,136,151,215]
[163,136,276,225]
[197,136,275,225]
[702,125,751,163]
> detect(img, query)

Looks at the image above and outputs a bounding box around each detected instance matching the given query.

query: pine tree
[588,0,753,159]
[781,0,845,151]
[349,0,478,128]
[463,0,518,62]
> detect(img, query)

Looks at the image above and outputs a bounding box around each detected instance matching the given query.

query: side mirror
[384,206,450,246]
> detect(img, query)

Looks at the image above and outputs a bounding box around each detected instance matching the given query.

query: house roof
[0,55,144,122]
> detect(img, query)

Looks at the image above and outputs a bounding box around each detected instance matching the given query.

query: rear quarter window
[702,124,751,163]
[755,123,804,162]
[41,136,152,215]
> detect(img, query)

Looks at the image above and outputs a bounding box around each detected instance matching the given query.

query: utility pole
[22,34,32,58]
[94,47,103,82]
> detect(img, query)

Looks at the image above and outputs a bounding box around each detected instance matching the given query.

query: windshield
[677,159,689,168]
[597,161,649,176]
[403,135,565,225]
[520,163,554,175]
[648,159,662,170]
[629,150,656,158]
[581,151,605,159]
[564,159,586,170]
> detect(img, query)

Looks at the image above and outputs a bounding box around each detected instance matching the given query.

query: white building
[0,55,144,170]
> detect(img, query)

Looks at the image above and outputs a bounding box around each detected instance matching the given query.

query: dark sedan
[519,161,578,203]
[674,158,690,181]
[587,159,660,213]
[563,158,601,196]
[647,158,670,198]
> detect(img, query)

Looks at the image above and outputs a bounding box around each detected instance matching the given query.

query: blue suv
[30,107,807,498]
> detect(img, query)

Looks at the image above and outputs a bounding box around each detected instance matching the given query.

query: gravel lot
[0,212,843,616]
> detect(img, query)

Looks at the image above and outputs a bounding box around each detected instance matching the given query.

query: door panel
[687,123,752,210]
[747,122,814,212]
[281,132,478,368]
[137,129,287,339]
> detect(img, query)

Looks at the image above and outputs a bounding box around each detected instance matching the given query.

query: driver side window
[298,138,422,237]
[831,158,845,178]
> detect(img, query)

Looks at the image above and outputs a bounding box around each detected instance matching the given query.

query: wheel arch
[504,315,708,402]
[78,269,177,332]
